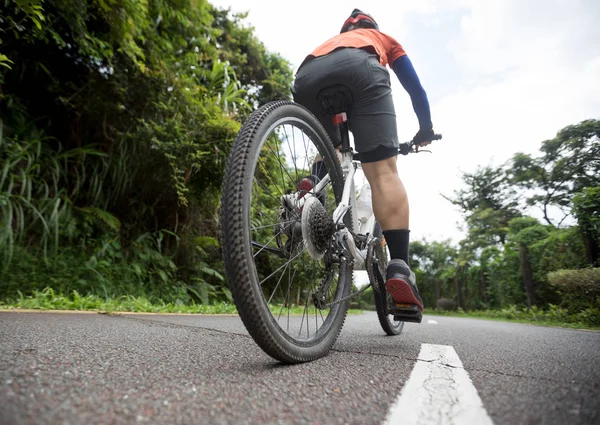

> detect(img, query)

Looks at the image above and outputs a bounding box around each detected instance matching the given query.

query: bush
[548,268,600,317]
[357,286,376,311]
[436,298,457,311]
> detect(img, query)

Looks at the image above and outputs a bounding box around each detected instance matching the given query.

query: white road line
[427,319,438,324]
[383,344,494,425]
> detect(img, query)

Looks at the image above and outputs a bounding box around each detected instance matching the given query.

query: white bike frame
[312,148,376,271]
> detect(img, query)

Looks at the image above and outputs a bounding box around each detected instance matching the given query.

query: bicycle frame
[312,123,375,271]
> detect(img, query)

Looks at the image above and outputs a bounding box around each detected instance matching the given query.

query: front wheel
[220,100,351,363]
[372,224,404,336]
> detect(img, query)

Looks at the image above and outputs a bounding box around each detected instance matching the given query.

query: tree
[509,119,600,227]
[0,0,296,302]
[507,217,548,307]
[208,6,293,106]
[410,239,457,307]
[478,245,501,305]
[445,165,521,247]
[572,187,600,265]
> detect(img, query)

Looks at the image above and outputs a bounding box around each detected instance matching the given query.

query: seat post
[333,112,351,153]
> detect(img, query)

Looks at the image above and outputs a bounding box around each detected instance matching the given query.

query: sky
[210,0,600,244]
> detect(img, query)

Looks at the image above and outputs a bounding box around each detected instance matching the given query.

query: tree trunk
[463,279,469,309]
[519,243,536,308]
[434,277,440,304]
[454,270,465,310]
[582,230,599,266]
[481,271,489,304]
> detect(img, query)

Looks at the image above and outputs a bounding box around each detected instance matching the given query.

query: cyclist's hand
[411,128,435,146]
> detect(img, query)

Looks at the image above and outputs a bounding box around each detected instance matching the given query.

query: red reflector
[332,113,348,125]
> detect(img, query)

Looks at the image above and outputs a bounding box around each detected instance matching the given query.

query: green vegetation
[0,287,363,315]
[0,0,293,307]
[414,119,600,328]
[1,1,598,329]
[0,287,238,314]
[423,306,600,331]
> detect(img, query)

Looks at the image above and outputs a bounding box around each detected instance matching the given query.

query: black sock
[382,229,410,263]
[311,161,328,181]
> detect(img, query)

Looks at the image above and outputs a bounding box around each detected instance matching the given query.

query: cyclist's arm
[392,55,433,131]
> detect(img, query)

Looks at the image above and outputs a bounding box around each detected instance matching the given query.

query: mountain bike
[220,88,441,364]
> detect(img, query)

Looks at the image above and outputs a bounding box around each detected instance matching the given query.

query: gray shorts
[292,48,399,163]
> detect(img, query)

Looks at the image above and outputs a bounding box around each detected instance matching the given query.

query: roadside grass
[424,307,600,331]
[0,287,363,315]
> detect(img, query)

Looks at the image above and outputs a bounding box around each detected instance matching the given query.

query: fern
[76,206,121,232]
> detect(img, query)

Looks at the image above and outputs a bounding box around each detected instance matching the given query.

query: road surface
[1,311,598,425]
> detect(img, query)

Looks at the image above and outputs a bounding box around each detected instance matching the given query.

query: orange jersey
[307,29,406,67]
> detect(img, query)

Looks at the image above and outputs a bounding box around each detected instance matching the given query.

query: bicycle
[220,87,442,364]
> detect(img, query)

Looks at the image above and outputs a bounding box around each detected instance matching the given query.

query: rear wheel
[220,101,351,363]
[372,224,404,336]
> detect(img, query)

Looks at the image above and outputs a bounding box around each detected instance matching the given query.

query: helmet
[340,9,379,33]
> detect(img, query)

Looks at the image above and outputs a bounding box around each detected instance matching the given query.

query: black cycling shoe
[385,259,424,323]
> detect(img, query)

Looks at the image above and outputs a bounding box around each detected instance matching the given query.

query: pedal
[391,303,423,323]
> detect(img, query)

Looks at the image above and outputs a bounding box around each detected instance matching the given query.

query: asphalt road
[1,311,599,425]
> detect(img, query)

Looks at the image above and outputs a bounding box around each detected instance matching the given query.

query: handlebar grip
[398,133,443,155]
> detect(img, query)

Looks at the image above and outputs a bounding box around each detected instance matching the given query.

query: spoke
[251,220,295,232]
[284,260,300,324]
[299,275,312,339]
[251,203,279,226]
[310,259,320,332]
[298,288,307,338]
[256,158,286,200]
[266,256,292,305]
[298,129,328,202]
[277,231,300,329]
[265,138,289,194]
[265,226,297,309]
[292,126,301,183]
[283,125,299,184]
[277,265,294,331]
[298,253,312,339]
[306,256,319,331]
[253,176,284,206]
[259,246,306,286]
[253,221,293,258]
[317,263,327,326]
[301,130,311,177]
[266,138,296,191]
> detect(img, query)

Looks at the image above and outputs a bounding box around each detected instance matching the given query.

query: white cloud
[210,0,600,244]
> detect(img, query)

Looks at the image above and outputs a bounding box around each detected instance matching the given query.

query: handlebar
[399,134,443,155]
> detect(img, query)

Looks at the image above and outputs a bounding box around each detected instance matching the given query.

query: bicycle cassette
[301,197,335,260]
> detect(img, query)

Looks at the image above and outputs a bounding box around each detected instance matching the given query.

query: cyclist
[292,9,436,321]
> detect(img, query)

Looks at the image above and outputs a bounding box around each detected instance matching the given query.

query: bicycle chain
[322,278,372,307]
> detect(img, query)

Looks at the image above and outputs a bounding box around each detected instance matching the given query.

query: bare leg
[361,156,408,230]
[362,155,421,315]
